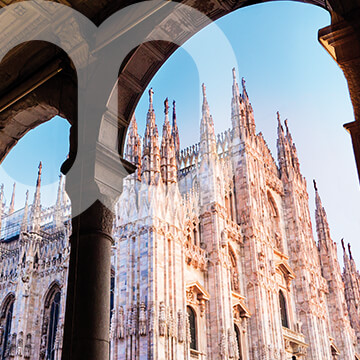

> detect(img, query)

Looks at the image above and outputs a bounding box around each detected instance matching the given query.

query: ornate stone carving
[220,329,227,359]
[177,309,185,343]
[16,332,23,356]
[10,333,17,357]
[139,302,147,336]
[24,334,31,359]
[127,308,133,336]
[228,328,236,359]
[117,306,125,339]
[159,302,166,337]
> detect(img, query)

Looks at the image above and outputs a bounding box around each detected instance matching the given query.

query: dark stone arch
[0,40,77,165]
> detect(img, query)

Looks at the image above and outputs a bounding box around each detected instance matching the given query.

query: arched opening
[187,306,197,351]
[279,290,289,328]
[0,294,15,359]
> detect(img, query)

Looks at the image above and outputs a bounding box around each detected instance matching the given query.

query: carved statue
[131,306,137,336]
[117,306,125,339]
[16,332,23,356]
[139,302,147,336]
[159,302,166,337]
[24,334,32,359]
[9,333,17,357]
[127,308,133,336]
[169,310,177,339]
[231,268,239,291]
[177,309,185,343]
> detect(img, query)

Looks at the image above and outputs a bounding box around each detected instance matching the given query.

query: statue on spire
[313,179,318,191]
[348,243,353,260]
[149,88,154,110]
[164,97,169,115]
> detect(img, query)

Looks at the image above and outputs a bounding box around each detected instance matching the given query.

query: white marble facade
[0,69,359,360]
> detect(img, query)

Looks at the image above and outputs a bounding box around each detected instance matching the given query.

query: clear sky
[0,2,359,264]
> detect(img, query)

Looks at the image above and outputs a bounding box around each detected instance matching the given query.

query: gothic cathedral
[0,69,359,360]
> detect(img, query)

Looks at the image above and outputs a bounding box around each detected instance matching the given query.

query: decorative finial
[313,179,318,191]
[348,243,353,260]
[164,98,169,115]
[149,88,154,110]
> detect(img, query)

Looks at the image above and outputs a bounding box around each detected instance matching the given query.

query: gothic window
[279,290,289,328]
[0,294,14,360]
[41,284,61,360]
[110,270,115,321]
[187,306,197,350]
[234,324,242,360]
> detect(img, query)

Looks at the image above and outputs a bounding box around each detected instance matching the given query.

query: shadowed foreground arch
[0,1,360,360]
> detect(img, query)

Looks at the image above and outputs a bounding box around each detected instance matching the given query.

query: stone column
[61,200,114,360]
[319,11,360,181]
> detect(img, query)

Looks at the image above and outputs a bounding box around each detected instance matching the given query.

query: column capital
[71,200,114,243]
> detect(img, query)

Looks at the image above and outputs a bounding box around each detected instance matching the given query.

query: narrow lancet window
[279,290,289,328]
[187,306,197,350]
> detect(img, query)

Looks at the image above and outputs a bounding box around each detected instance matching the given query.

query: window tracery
[40,284,61,360]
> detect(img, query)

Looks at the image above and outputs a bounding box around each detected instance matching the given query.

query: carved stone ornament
[16,332,23,356]
[159,302,166,337]
[177,309,185,343]
[139,302,147,336]
[220,329,227,359]
[221,229,228,247]
[117,306,125,340]
[10,333,17,357]
[24,333,32,359]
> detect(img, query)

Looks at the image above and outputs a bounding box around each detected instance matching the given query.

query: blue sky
[0,2,359,263]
